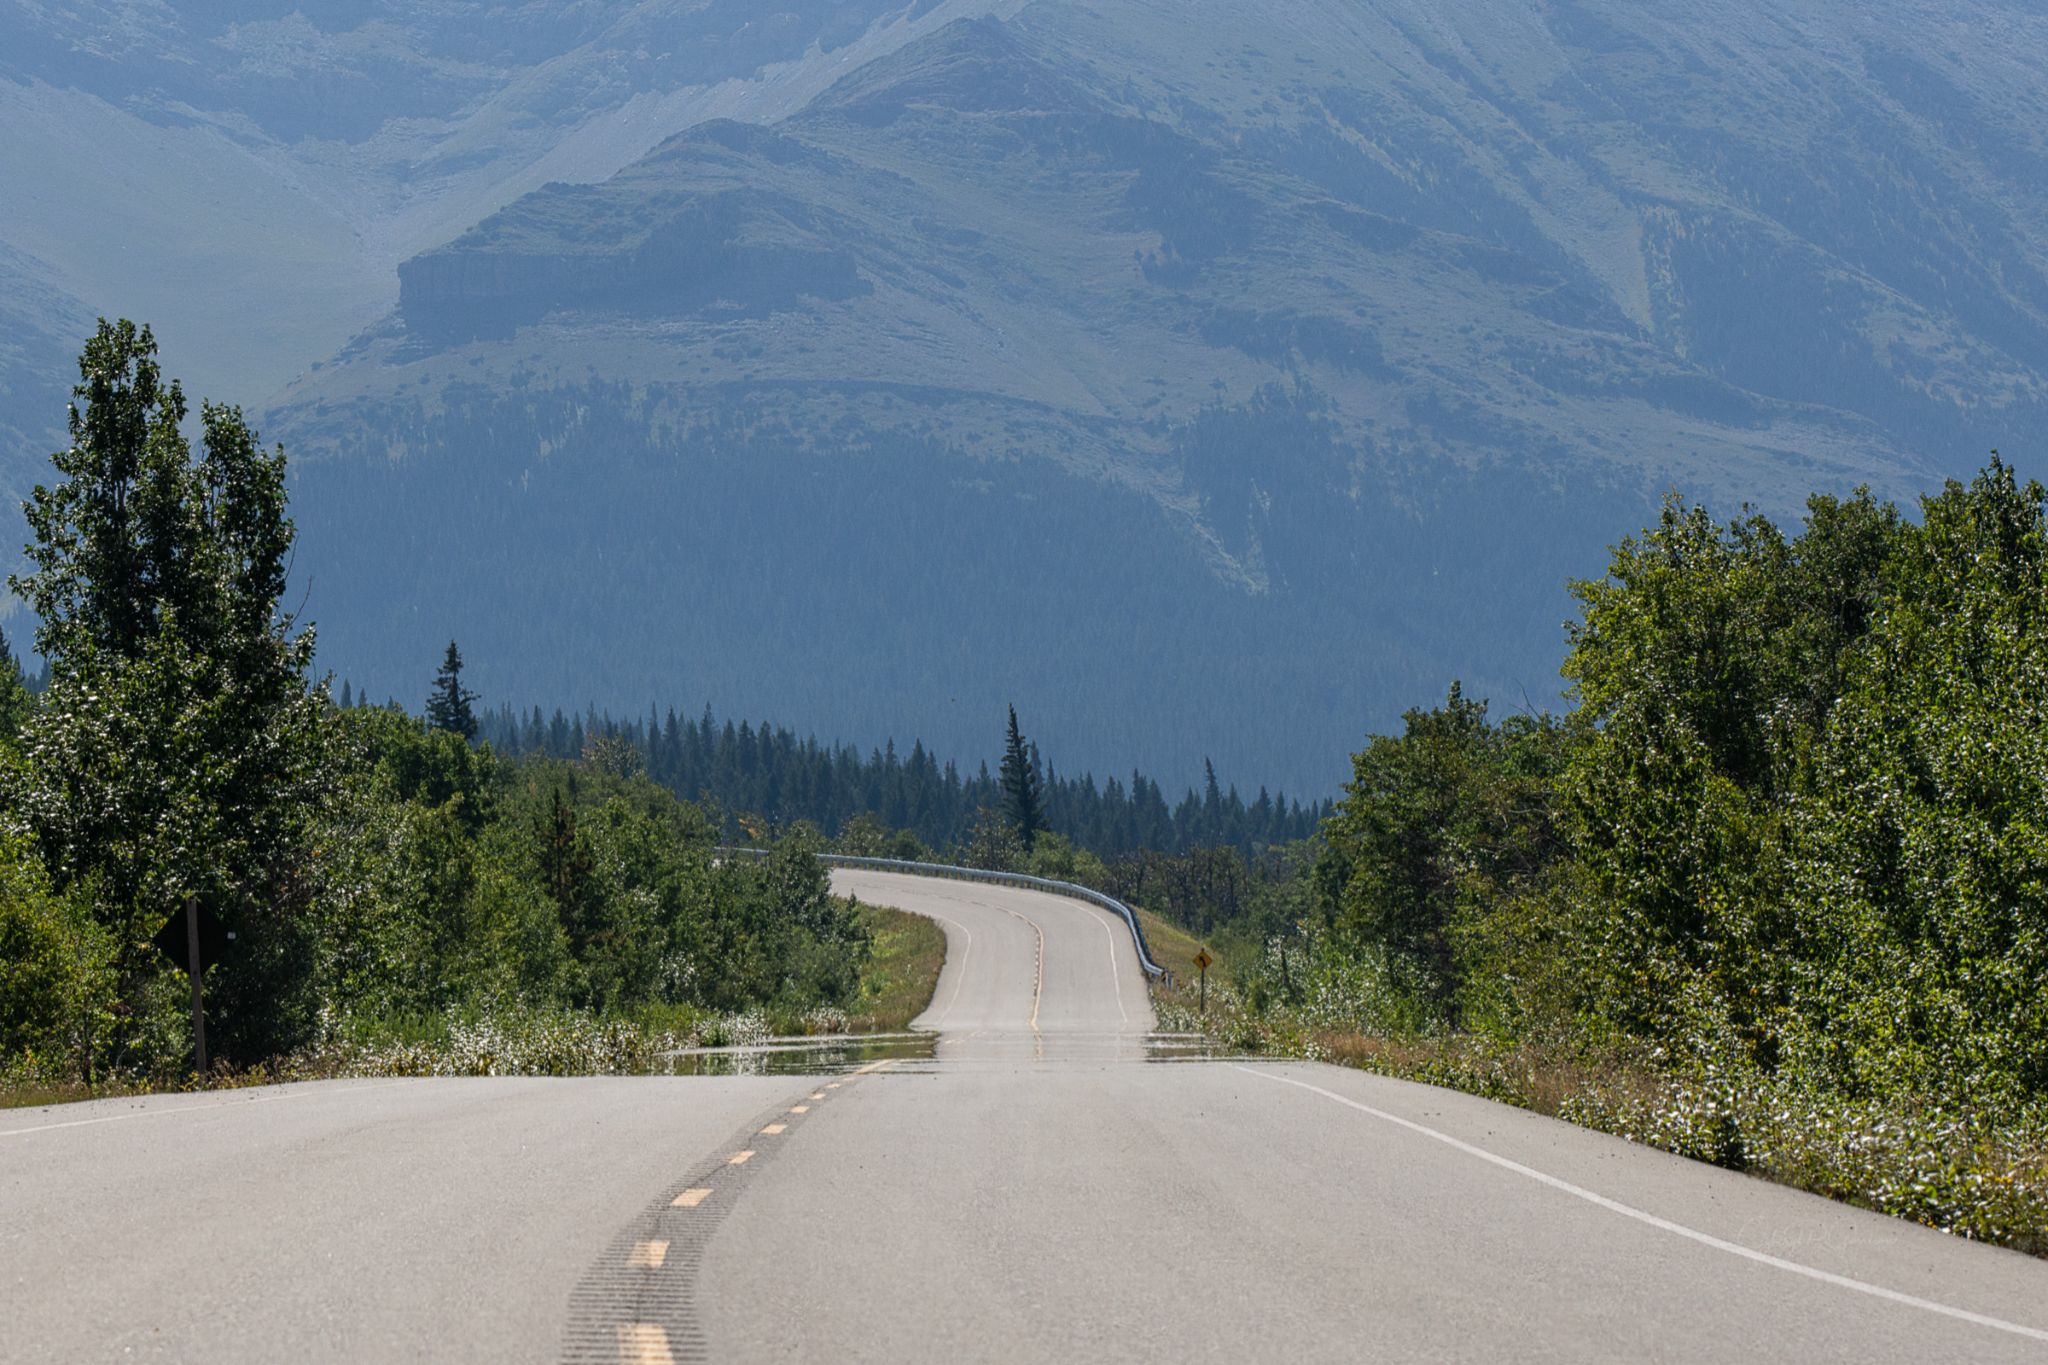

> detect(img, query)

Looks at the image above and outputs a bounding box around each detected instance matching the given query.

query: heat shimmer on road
[2,870,2044,1363]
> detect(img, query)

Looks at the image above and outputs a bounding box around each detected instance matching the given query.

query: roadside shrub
[0,835,117,1081]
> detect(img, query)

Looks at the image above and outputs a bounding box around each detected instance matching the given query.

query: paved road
[5,870,2046,1362]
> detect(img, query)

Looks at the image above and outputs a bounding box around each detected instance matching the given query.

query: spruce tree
[426,639,478,740]
[0,626,32,738]
[999,704,1044,850]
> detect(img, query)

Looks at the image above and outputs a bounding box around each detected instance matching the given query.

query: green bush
[0,834,116,1081]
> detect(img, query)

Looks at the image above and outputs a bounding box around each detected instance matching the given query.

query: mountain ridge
[10,0,2048,787]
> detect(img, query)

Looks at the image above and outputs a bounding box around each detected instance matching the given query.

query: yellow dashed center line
[760,1123,787,1135]
[998,905,1047,1032]
[788,1105,809,1114]
[627,1240,669,1269]
[728,1150,756,1165]
[671,1188,712,1208]
[809,1092,826,1100]
[617,1323,675,1365]
[826,1082,842,1089]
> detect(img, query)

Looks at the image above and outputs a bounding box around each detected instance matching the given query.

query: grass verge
[843,901,947,1033]
[1149,970,2048,1257]
[1132,906,1210,988]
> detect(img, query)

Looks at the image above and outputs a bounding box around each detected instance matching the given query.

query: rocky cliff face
[398,181,871,340]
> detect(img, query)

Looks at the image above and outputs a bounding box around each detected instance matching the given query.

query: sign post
[1193,948,1213,1014]
[154,897,228,1080]
[184,895,207,1077]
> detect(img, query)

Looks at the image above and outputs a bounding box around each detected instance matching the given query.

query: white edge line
[923,909,974,1027]
[1078,901,1131,1026]
[841,870,972,1029]
[0,1079,416,1139]
[1230,1065,2048,1345]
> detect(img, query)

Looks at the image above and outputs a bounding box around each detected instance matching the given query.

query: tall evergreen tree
[999,704,1044,850]
[426,640,478,740]
[0,626,32,739]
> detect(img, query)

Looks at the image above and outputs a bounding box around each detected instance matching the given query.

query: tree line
[0,324,865,1084]
[423,691,1330,858]
[1158,461,2048,1126]
[13,318,2048,1152]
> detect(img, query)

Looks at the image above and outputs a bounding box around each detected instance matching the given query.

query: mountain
[14,1,2048,789]
[0,0,1005,420]
[0,243,95,504]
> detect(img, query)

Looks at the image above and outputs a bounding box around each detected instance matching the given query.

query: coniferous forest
[455,700,1328,859]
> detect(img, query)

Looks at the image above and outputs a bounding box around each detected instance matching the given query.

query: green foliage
[425,639,478,740]
[478,704,1330,858]
[0,628,33,740]
[1545,467,2048,1101]
[999,705,1044,851]
[1318,684,1568,1018]
[1018,831,1108,887]
[1555,489,1905,1054]
[959,805,1023,871]
[8,320,329,1066]
[830,811,933,863]
[0,832,116,1082]
[1147,460,2048,1247]
[697,825,870,1010]
[308,710,866,1026]
[1,323,878,1089]
[1783,462,2048,1102]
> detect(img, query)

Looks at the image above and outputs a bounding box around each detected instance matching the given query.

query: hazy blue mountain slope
[264,1,2048,788]
[17,0,2048,788]
[0,0,1006,433]
[0,244,94,519]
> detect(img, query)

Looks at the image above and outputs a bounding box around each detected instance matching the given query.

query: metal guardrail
[720,847,1165,978]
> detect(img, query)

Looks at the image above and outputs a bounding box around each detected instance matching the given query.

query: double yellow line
[616,1067,888,1364]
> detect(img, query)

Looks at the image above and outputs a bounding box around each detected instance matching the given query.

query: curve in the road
[830,867,1156,1061]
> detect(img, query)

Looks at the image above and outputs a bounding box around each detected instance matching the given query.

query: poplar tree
[10,320,328,1065]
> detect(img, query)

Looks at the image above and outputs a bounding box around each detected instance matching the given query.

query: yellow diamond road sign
[1193,949,1213,971]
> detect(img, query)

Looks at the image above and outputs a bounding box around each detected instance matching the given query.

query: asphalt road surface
[4,870,2046,1362]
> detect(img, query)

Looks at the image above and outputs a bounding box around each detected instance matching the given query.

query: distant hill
[11,1,2048,789]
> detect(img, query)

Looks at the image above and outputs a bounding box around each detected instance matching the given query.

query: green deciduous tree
[0,830,116,1082]
[1318,684,1568,1018]
[962,804,1022,871]
[1786,461,2048,1100]
[7,321,328,1067]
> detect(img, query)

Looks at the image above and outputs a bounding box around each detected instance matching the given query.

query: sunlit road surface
[5,871,2047,1363]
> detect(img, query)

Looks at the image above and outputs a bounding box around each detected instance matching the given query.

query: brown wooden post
[186,894,207,1079]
